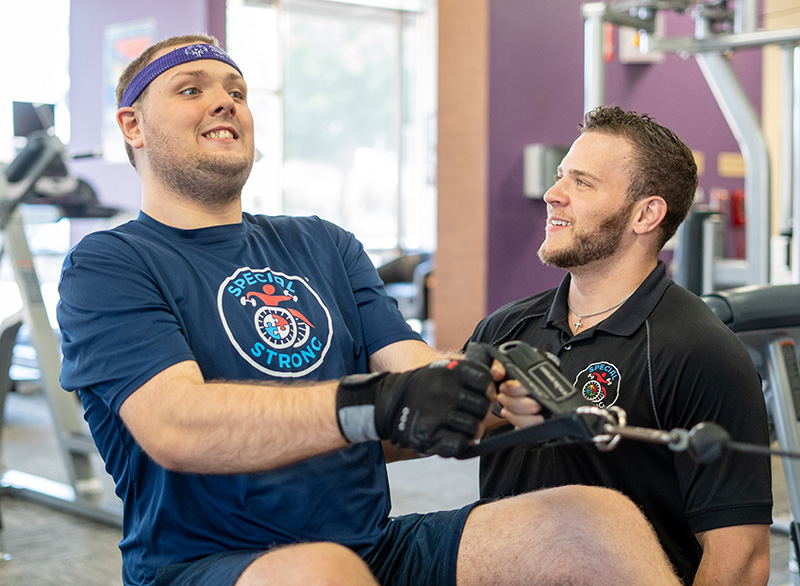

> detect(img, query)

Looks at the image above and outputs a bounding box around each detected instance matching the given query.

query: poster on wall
[102,19,156,164]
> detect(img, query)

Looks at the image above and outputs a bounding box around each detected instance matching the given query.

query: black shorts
[155,502,480,586]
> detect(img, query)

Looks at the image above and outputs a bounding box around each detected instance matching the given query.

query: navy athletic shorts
[155,502,480,586]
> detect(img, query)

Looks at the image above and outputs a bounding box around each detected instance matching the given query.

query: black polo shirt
[469,261,772,584]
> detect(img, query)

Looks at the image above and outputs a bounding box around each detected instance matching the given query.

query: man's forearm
[120,360,348,474]
[368,339,460,372]
[692,555,769,586]
[692,525,770,586]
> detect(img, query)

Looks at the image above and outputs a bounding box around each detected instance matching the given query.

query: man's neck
[141,187,243,229]
[565,256,657,332]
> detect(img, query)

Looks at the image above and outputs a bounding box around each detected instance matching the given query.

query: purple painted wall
[68,0,227,224]
[486,1,761,312]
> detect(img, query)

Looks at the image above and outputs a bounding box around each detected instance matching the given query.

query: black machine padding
[702,284,800,332]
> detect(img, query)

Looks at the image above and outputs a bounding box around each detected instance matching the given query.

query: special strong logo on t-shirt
[574,361,621,408]
[218,267,332,377]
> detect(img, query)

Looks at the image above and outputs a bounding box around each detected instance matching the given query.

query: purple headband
[120,43,242,108]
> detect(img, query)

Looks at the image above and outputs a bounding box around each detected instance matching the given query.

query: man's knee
[550,485,657,535]
[459,486,679,585]
[508,484,658,541]
[237,542,378,586]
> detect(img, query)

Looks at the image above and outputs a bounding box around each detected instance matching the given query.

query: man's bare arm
[692,525,770,586]
[119,360,347,474]
[368,339,461,373]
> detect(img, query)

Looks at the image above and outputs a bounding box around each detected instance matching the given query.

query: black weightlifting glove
[463,342,504,418]
[336,359,492,457]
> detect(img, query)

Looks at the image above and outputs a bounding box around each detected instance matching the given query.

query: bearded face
[144,121,253,207]
[537,132,638,271]
[538,198,634,269]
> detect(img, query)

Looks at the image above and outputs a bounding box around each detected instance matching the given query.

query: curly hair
[580,105,698,250]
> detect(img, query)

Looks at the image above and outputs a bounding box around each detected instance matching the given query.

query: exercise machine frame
[582,0,800,290]
[0,132,122,530]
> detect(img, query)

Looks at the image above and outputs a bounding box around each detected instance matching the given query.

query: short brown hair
[116,33,219,167]
[580,106,698,250]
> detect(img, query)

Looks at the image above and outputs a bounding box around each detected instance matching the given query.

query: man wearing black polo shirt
[468,106,772,585]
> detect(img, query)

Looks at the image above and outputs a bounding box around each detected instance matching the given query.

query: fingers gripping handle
[471,340,584,418]
[336,360,492,457]
[464,342,494,368]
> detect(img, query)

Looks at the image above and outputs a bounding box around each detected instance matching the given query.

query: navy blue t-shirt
[57,212,421,586]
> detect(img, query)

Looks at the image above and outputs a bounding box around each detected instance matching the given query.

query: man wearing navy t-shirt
[469,106,772,586]
[57,34,682,586]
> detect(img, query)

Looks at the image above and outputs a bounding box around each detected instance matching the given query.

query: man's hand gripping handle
[465,340,586,418]
[335,360,493,457]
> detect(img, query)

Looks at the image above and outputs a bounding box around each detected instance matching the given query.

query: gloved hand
[464,342,505,418]
[336,359,492,457]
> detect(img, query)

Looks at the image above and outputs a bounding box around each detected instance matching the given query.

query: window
[0,1,70,162]
[0,1,71,321]
[227,0,437,259]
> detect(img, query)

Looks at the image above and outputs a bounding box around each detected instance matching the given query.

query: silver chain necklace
[567,293,633,331]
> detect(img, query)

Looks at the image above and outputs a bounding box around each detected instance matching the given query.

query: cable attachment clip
[587,406,693,454]
[579,406,626,451]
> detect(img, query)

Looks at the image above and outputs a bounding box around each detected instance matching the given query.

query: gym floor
[0,390,793,585]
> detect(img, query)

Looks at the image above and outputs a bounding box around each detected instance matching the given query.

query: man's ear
[117,107,143,150]
[632,196,667,236]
